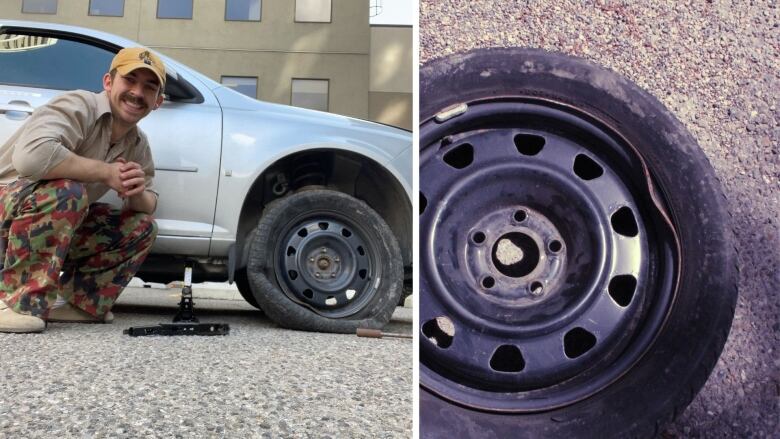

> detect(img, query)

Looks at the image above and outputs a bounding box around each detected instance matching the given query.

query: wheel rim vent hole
[357,246,365,256]
[513,210,527,222]
[573,154,604,180]
[611,206,639,237]
[564,327,597,359]
[609,274,637,307]
[481,276,495,289]
[490,345,526,372]
[514,134,545,156]
[422,316,454,349]
[341,228,352,237]
[420,192,427,215]
[530,281,543,295]
[303,289,313,299]
[298,228,308,237]
[287,246,296,256]
[359,269,367,279]
[288,270,298,280]
[472,231,486,244]
[318,222,329,230]
[443,143,474,169]
[548,240,562,253]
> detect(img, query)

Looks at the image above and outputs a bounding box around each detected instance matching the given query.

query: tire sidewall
[420,48,738,438]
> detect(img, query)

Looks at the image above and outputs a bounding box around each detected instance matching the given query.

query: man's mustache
[120,93,147,108]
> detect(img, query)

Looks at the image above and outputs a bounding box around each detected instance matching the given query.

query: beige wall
[369,25,412,129]
[3,0,142,39]
[2,0,410,126]
[5,0,370,52]
[370,25,412,93]
[163,48,369,118]
[369,91,412,131]
[137,0,369,54]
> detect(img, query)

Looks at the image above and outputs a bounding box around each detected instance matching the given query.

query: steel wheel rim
[275,212,376,318]
[419,97,679,412]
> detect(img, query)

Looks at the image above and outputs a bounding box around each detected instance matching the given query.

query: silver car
[0,20,412,332]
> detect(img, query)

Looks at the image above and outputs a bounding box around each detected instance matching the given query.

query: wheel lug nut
[331,273,336,278]
[321,247,327,253]
[315,273,320,278]
[309,257,315,262]
[334,257,340,263]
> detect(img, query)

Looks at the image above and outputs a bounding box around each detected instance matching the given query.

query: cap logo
[139,50,153,66]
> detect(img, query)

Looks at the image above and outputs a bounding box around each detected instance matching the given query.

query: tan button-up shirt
[0,90,157,203]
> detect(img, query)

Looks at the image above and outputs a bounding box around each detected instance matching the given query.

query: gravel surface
[0,300,412,438]
[421,1,779,437]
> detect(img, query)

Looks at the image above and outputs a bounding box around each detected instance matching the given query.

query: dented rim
[275,214,376,318]
[419,97,679,412]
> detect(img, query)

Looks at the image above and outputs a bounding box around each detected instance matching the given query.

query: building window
[22,0,57,14]
[225,0,261,21]
[295,0,331,23]
[221,76,258,99]
[89,0,124,17]
[291,79,328,111]
[157,0,193,19]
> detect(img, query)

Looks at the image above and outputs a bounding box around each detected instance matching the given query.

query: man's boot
[0,301,46,333]
[47,303,114,323]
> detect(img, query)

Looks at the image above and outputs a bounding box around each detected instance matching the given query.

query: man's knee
[143,215,158,239]
[132,213,158,246]
[46,179,89,214]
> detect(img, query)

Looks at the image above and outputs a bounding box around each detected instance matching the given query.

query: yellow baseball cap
[110,47,166,88]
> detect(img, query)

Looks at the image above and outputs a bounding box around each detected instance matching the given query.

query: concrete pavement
[0,281,412,438]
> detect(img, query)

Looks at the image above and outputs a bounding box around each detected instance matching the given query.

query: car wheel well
[236,149,411,270]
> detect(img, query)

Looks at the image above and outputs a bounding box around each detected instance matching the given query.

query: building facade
[369,25,412,130]
[1,0,411,129]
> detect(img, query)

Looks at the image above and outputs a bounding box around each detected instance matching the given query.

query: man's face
[103,68,164,127]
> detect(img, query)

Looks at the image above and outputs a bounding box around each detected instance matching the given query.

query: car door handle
[0,102,34,121]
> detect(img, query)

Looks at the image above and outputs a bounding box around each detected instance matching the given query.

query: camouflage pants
[0,178,157,318]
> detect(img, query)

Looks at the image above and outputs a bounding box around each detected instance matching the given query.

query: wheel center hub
[492,232,539,278]
[317,257,331,269]
[464,206,566,307]
[306,247,341,280]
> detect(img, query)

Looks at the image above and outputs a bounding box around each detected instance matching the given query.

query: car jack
[124,265,230,336]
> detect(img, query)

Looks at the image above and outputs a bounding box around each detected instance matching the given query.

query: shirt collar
[96,91,112,117]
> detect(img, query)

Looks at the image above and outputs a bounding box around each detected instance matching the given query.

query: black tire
[234,267,262,310]
[247,189,403,333]
[419,48,737,438]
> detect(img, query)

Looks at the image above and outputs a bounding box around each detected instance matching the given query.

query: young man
[0,47,166,333]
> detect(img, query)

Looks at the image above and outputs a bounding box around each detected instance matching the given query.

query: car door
[0,29,222,256]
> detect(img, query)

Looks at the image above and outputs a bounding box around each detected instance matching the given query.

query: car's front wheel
[247,189,402,333]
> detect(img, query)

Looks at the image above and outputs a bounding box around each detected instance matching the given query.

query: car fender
[210,86,412,256]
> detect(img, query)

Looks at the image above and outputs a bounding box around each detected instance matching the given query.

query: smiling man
[0,47,165,333]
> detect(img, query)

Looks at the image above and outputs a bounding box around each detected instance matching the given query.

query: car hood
[212,85,410,143]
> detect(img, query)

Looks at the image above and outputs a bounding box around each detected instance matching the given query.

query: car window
[0,33,113,92]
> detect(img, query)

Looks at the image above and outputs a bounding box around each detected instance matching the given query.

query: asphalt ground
[421,1,779,437]
[0,283,412,438]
